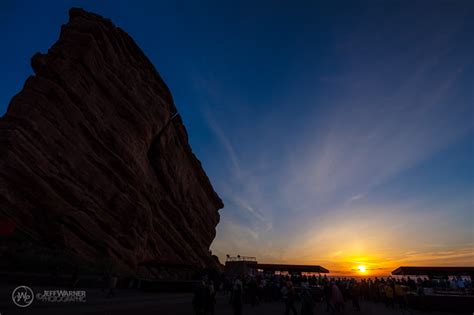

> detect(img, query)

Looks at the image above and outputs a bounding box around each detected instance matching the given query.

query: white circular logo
[12,285,34,307]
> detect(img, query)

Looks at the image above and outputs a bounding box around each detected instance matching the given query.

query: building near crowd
[390,265,474,313]
[391,266,474,280]
[224,255,329,277]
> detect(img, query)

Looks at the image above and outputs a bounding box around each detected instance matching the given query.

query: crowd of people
[192,273,473,315]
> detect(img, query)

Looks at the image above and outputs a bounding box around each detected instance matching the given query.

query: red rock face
[0,8,223,273]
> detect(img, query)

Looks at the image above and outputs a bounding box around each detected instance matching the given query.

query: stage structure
[392,266,474,279]
[224,255,329,276]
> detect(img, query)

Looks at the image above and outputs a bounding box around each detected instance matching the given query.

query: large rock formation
[0,8,223,273]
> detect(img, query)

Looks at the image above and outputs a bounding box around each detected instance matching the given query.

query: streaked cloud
[195,3,474,274]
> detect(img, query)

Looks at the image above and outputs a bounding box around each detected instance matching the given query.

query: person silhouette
[282,281,297,315]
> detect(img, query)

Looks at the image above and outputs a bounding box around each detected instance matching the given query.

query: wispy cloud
[202,106,242,178]
[347,194,364,203]
[200,98,274,257]
[192,6,473,273]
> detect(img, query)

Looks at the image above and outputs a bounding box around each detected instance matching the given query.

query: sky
[1,0,473,276]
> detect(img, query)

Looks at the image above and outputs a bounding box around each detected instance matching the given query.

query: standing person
[394,281,407,309]
[249,277,258,306]
[351,282,361,311]
[384,282,394,308]
[232,279,243,315]
[101,272,110,294]
[282,281,298,315]
[379,281,386,304]
[323,282,333,312]
[107,273,118,298]
[330,282,344,313]
[205,281,216,315]
[456,276,465,293]
[300,283,314,315]
[193,281,206,315]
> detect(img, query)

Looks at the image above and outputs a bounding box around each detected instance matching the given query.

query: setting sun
[358,265,367,273]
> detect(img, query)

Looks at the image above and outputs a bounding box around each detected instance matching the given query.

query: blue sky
[1,1,473,274]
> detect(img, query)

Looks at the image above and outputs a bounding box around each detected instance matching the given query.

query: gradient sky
[1,1,473,276]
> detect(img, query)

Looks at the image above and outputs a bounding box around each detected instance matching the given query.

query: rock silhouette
[0,8,223,273]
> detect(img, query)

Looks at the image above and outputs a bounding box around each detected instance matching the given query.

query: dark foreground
[1,288,469,315]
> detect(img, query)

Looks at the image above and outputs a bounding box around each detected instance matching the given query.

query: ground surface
[0,287,469,315]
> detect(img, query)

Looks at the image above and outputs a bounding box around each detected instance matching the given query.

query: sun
[358,265,367,273]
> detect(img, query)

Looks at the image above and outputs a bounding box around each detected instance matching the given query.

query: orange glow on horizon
[254,251,474,277]
[213,216,474,278]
